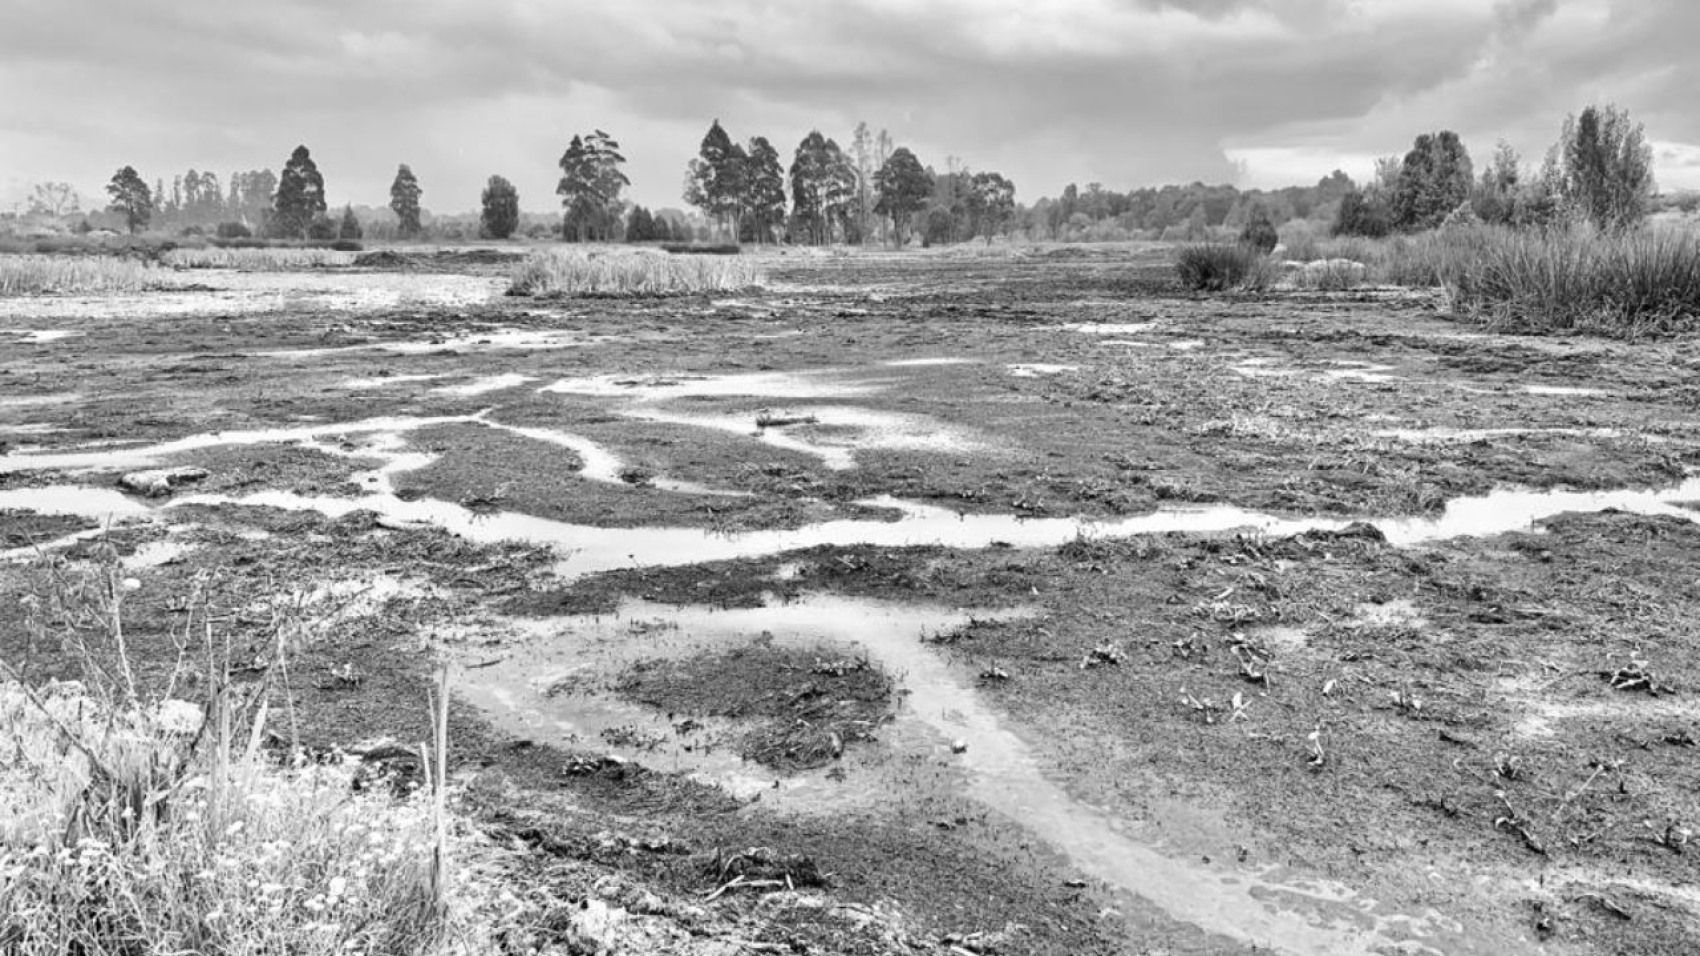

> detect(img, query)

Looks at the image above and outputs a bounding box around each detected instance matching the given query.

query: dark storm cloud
[2,0,1695,215]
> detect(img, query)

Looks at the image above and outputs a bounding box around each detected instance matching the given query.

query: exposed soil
[6,243,1700,954]
[615,642,895,772]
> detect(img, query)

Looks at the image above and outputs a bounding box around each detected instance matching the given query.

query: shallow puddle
[1007,363,1079,377]
[540,369,887,402]
[455,595,1489,955]
[434,374,537,397]
[628,405,993,472]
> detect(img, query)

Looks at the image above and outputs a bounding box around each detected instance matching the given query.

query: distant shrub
[508,249,763,297]
[329,239,363,252]
[216,221,253,239]
[1174,242,1272,292]
[1333,190,1393,237]
[659,242,741,255]
[1238,207,1279,253]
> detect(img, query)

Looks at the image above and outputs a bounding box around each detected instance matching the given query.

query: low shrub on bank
[160,246,357,271]
[508,249,763,296]
[0,255,156,295]
[1173,242,1274,292]
[1442,225,1700,335]
[658,242,742,255]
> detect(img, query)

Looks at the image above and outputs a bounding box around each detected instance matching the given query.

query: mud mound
[616,643,893,772]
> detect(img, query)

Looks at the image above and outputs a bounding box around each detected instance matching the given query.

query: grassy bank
[161,247,358,270]
[0,255,157,295]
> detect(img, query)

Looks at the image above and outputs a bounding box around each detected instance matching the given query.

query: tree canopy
[272,145,326,239]
[105,166,153,234]
[480,175,520,239]
[873,147,932,246]
[389,164,423,238]
[558,130,629,242]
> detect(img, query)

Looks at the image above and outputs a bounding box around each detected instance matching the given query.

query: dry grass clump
[161,247,357,270]
[508,249,763,297]
[1441,225,1700,335]
[0,567,486,956]
[0,255,156,295]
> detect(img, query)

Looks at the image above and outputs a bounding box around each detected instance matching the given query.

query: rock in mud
[119,466,209,497]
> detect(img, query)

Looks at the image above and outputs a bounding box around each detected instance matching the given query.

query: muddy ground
[4,244,1700,954]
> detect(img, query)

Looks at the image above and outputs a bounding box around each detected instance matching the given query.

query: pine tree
[1391,132,1473,231]
[105,166,153,234]
[337,205,362,242]
[273,146,326,239]
[480,175,520,239]
[390,164,423,239]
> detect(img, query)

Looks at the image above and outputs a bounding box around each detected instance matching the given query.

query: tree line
[78,102,1671,245]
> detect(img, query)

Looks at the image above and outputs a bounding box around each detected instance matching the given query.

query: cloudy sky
[3,0,1696,216]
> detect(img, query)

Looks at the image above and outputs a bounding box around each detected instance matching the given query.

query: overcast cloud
[3,0,1696,214]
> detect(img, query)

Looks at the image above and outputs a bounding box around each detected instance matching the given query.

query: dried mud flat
[5,245,1700,954]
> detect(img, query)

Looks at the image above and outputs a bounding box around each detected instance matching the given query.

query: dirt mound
[616,643,893,772]
[352,249,420,269]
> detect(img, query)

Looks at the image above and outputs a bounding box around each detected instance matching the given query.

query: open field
[5,243,1700,954]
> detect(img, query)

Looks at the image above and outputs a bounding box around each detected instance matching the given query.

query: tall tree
[1391,131,1473,231]
[557,130,630,242]
[684,120,748,240]
[480,174,520,239]
[105,166,153,234]
[1474,140,1522,225]
[389,164,423,239]
[966,171,1016,243]
[852,122,877,244]
[742,136,786,244]
[873,147,932,247]
[789,131,857,245]
[1553,104,1655,230]
[272,145,326,239]
[337,204,362,241]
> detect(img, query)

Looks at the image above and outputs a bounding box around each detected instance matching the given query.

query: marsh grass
[0,255,157,295]
[161,247,358,270]
[0,565,469,955]
[508,249,764,297]
[1173,243,1276,292]
[1439,226,1700,335]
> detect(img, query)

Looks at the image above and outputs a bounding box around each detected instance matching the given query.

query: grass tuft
[1173,243,1275,292]
[508,249,764,297]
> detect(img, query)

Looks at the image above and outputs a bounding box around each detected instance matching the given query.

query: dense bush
[1174,242,1273,292]
[1238,207,1279,253]
[216,221,253,239]
[658,242,741,255]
